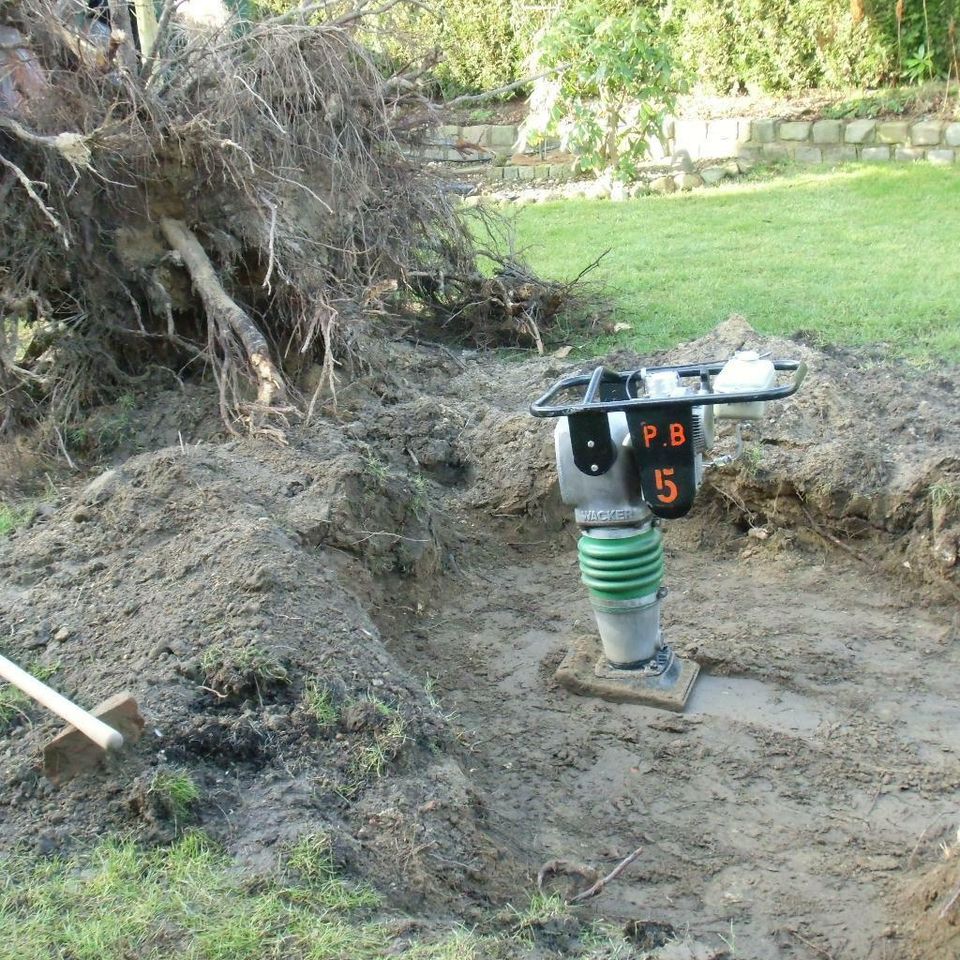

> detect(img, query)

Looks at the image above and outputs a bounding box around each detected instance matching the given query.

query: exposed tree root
[0,152,68,246]
[160,217,285,416]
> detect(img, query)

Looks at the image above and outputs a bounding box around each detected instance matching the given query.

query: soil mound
[0,398,509,909]
[647,317,960,599]
[902,836,960,960]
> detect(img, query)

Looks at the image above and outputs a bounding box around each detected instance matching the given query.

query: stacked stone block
[667,116,958,166]
[417,123,577,180]
[415,123,524,163]
[422,116,959,183]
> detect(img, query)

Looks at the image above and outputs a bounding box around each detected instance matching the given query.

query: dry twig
[798,502,871,565]
[0,153,68,246]
[567,846,643,904]
[538,846,643,905]
[940,878,960,920]
[784,927,836,960]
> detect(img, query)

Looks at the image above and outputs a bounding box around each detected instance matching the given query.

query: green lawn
[509,163,960,360]
[0,829,624,959]
[0,832,497,960]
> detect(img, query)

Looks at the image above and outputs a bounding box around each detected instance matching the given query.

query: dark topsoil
[0,318,958,958]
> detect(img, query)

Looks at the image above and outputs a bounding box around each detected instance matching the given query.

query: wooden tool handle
[0,654,123,750]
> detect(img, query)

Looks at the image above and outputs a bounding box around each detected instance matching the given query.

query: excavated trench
[0,319,958,959]
[381,515,958,959]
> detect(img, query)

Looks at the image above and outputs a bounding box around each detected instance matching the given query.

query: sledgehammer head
[43,692,144,785]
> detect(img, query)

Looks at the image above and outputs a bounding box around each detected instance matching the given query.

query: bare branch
[443,68,562,108]
[567,846,643,904]
[140,0,184,84]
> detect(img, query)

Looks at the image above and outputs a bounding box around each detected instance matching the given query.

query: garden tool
[530,351,807,711]
[0,653,144,784]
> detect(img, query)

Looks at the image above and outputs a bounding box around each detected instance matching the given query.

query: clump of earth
[1,318,958,958]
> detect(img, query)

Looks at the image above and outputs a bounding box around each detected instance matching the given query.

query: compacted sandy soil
[386,512,958,959]
[1,319,958,958]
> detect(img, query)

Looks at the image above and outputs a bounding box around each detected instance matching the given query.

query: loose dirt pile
[682,317,960,602]
[1,320,958,957]
[0,377,512,912]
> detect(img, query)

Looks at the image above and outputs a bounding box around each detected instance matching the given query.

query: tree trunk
[134,0,159,57]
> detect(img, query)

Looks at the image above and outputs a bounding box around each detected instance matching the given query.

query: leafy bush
[903,42,937,82]
[667,0,959,92]
[251,0,957,97]
[525,0,680,180]
[668,0,893,92]
[433,0,526,96]
[870,0,960,81]
[359,0,534,97]
[261,0,958,97]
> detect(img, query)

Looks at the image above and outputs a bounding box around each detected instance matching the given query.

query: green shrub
[669,0,894,92]
[869,0,960,81]
[526,0,680,179]
[433,0,524,96]
[246,0,960,95]
[358,0,532,97]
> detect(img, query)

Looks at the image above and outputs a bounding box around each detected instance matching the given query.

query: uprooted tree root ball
[0,0,575,443]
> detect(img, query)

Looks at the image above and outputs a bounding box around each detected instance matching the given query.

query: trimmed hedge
[384,0,960,97]
[362,0,541,98]
[668,0,889,91]
[669,0,960,92]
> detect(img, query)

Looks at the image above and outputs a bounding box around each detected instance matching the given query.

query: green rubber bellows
[578,528,664,601]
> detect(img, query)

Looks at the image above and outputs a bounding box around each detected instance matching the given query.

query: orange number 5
[654,468,678,504]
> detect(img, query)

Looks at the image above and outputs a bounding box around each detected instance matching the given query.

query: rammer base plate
[554,634,700,712]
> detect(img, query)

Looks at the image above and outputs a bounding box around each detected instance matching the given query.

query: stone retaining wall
[419,124,575,180]
[670,117,960,165]
[423,116,960,178]
[420,124,524,163]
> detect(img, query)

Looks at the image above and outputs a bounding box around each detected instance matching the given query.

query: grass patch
[284,833,379,911]
[361,452,390,486]
[285,833,339,885]
[741,443,764,476]
[303,680,339,728]
[0,660,59,731]
[0,832,381,960]
[508,891,571,939]
[402,930,495,960]
[411,473,429,517]
[149,769,201,823]
[349,701,408,787]
[930,480,960,509]
[329,697,411,797]
[0,504,28,537]
[199,642,289,700]
[510,164,960,360]
[200,643,288,682]
[0,686,31,730]
[0,832,523,960]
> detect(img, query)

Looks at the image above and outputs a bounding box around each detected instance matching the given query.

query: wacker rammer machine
[531,351,807,711]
